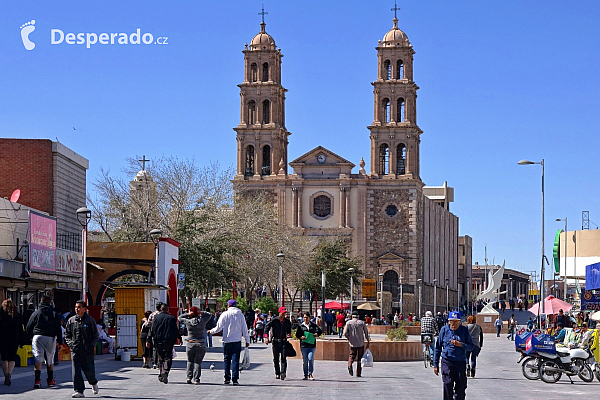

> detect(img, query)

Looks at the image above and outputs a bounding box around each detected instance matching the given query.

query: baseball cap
[425,311,432,317]
[448,311,461,321]
[227,299,237,307]
[278,306,287,313]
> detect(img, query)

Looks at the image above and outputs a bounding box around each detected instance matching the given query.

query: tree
[253,297,279,315]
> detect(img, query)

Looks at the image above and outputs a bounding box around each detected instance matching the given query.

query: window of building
[384,60,391,80]
[396,60,404,79]
[396,143,406,175]
[248,100,256,124]
[385,204,398,217]
[379,144,389,175]
[397,98,405,122]
[250,63,258,82]
[382,98,391,123]
[262,145,271,175]
[262,100,270,124]
[262,62,269,82]
[313,195,331,218]
[245,145,254,176]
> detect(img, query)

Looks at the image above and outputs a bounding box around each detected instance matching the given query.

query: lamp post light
[149,229,162,284]
[417,279,422,318]
[347,268,354,313]
[276,252,285,307]
[379,272,384,317]
[556,218,567,301]
[399,276,404,315]
[518,158,545,314]
[432,279,438,315]
[321,270,326,334]
[76,207,91,302]
[445,278,449,312]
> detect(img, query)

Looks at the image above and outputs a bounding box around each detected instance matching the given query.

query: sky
[2,1,600,280]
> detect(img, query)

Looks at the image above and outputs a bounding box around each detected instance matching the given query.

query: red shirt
[336,314,345,328]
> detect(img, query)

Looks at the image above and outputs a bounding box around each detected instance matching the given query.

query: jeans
[271,341,287,376]
[465,345,481,369]
[71,352,97,394]
[186,342,206,381]
[423,342,434,361]
[204,330,213,347]
[300,347,315,376]
[223,341,242,382]
[156,343,174,378]
[441,358,467,400]
[496,325,501,337]
[338,326,344,338]
[508,328,515,341]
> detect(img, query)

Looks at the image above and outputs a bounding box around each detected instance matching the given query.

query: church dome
[381,18,410,47]
[250,22,276,50]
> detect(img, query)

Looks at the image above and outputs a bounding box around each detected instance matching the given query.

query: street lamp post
[149,229,162,284]
[433,279,438,315]
[76,207,91,302]
[417,279,422,318]
[445,278,449,312]
[321,270,326,334]
[379,273,384,317]
[399,276,404,315]
[556,218,567,301]
[518,159,545,315]
[348,268,354,313]
[277,253,285,307]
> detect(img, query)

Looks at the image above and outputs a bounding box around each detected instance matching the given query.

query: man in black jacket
[26,295,62,389]
[65,300,99,398]
[265,306,292,380]
[149,303,181,384]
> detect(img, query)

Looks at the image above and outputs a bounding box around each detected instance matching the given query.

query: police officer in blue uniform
[433,311,474,400]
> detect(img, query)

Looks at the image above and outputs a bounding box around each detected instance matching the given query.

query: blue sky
[2,1,599,279]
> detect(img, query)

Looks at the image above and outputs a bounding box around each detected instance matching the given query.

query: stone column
[339,188,346,228]
[292,188,298,227]
[297,188,303,228]
[345,187,351,228]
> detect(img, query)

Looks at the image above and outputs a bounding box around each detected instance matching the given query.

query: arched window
[383,270,399,298]
[248,100,256,124]
[262,100,270,124]
[397,98,405,122]
[396,144,406,175]
[262,145,271,175]
[383,60,391,80]
[245,145,255,176]
[250,63,258,82]
[382,98,391,123]
[262,62,269,82]
[379,144,389,175]
[396,60,404,79]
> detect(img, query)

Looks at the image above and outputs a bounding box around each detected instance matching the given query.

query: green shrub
[386,327,408,342]
[217,292,249,313]
[253,297,279,315]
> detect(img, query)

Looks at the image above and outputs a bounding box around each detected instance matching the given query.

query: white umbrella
[591,310,600,321]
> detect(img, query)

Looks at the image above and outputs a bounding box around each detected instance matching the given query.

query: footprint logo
[20,20,36,50]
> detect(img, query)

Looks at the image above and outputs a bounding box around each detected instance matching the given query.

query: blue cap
[227,299,237,307]
[448,311,461,321]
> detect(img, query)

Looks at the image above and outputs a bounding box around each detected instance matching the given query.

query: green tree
[217,292,249,313]
[253,296,279,315]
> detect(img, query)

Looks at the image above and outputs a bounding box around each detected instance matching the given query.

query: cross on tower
[391,0,400,19]
[258,4,268,23]
[139,155,150,170]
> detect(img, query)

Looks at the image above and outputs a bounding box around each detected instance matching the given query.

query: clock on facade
[317,154,326,163]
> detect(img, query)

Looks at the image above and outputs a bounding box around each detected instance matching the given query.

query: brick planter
[289,339,421,362]
[366,325,421,335]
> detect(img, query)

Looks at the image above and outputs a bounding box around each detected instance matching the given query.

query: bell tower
[234,12,290,180]
[368,13,422,181]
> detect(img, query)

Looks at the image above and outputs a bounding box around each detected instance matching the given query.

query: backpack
[255,319,264,330]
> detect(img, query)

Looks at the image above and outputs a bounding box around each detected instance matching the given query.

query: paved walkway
[1,333,598,399]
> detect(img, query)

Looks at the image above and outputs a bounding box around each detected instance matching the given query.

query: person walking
[205,308,215,347]
[494,316,503,337]
[336,311,345,338]
[140,311,152,368]
[64,300,99,398]
[26,295,63,389]
[149,303,181,384]
[144,302,163,369]
[265,306,292,380]
[325,310,334,335]
[0,299,25,386]
[178,306,212,384]
[253,310,265,343]
[507,314,516,341]
[433,311,474,400]
[209,299,250,385]
[296,312,322,380]
[343,311,370,377]
[465,315,483,378]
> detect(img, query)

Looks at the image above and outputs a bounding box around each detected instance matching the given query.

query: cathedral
[233,14,462,315]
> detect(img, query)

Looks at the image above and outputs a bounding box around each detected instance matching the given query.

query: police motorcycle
[515,327,540,380]
[537,345,594,383]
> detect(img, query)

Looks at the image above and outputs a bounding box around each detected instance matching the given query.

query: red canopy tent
[528,295,574,315]
[322,301,349,310]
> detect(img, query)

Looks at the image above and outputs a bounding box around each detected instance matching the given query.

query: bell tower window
[379,144,389,175]
[262,62,269,82]
[262,100,270,124]
[396,60,404,79]
[262,145,271,175]
[397,98,405,122]
[396,144,406,175]
[382,98,391,123]
[248,100,256,124]
[250,63,258,82]
[245,145,255,176]
[384,60,391,80]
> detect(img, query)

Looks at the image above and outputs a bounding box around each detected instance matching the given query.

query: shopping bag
[284,340,297,357]
[239,348,250,371]
[361,349,373,368]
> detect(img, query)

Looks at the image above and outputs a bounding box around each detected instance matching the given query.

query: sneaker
[303,376,308,380]
[224,380,230,385]
[158,375,164,382]
[356,374,362,377]
[232,381,239,386]
[194,380,200,385]
[34,379,42,389]
[153,365,158,369]
[47,379,56,387]
[308,374,314,380]
[92,383,99,394]
[280,373,286,381]
[471,368,476,378]
[348,366,353,376]
[275,375,280,380]
[162,375,168,384]
[186,379,192,384]
[71,392,85,398]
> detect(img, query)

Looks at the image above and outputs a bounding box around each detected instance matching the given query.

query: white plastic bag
[361,349,373,368]
[239,348,250,371]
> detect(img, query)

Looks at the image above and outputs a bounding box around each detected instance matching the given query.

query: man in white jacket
[209,299,250,385]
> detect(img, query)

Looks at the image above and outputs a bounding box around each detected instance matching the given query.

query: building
[471,264,530,302]
[458,235,473,308]
[233,16,461,314]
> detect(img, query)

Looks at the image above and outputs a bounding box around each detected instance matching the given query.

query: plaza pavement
[1,332,598,399]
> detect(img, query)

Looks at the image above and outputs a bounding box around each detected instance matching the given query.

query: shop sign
[56,249,83,275]
[362,279,376,298]
[29,211,57,272]
[56,281,82,291]
[581,290,600,311]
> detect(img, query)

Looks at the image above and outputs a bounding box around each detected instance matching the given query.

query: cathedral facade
[233,17,459,315]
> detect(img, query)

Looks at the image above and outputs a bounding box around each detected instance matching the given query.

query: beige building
[233,17,460,314]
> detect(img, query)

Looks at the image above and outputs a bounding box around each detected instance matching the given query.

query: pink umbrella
[528,295,573,315]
